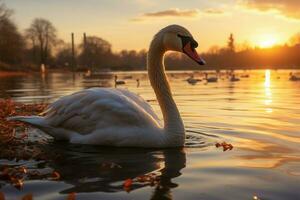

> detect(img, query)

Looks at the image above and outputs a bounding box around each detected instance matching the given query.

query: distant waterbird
[230,74,240,82]
[241,74,249,78]
[8,24,206,147]
[114,75,126,85]
[289,73,300,81]
[186,75,201,85]
[204,73,218,83]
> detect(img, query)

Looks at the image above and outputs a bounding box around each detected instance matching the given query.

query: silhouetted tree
[0,1,12,22]
[79,36,113,69]
[55,48,72,67]
[227,33,235,53]
[290,33,300,45]
[113,49,146,70]
[25,18,57,66]
[0,1,24,66]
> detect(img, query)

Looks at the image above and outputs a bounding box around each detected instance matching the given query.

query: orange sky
[4,0,300,52]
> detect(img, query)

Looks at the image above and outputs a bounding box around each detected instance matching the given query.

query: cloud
[204,9,225,15]
[143,8,199,17]
[131,8,226,22]
[131,8,200,21]
[242,0,300,19]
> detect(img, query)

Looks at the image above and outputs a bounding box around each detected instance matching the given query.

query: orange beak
[183,42,206,65]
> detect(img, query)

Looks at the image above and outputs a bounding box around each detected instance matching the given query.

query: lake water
[0,70,300,200]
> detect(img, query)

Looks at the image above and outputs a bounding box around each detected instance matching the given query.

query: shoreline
[0,67,300,76]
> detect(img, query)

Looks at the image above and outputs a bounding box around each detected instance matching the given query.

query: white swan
[9,25,205,147]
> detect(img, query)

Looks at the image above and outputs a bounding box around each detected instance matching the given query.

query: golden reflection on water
[1,70,300,198]
[264,69,272,113]
[0,70,300,199]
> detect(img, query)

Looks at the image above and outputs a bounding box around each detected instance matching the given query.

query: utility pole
[71,32,75,71]
[83,33,87,70]
[83,32,87,48]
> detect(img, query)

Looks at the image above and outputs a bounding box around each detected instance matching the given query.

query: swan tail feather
[7,116,69,140]
[8,116,46,127]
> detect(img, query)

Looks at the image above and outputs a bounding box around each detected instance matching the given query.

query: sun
[258,35,278,48]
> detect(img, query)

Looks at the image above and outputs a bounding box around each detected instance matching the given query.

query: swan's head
[160,24,205,65]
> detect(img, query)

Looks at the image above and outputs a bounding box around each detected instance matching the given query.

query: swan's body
[9,25,205,147]
[16,88,166,147]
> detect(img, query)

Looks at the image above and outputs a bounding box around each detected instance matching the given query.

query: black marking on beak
[177,34,198,49]
[178,34,205,66]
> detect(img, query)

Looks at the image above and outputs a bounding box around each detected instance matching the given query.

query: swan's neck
[147,37,185,144]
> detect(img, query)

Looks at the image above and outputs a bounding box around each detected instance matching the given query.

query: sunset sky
[4,0,300,52]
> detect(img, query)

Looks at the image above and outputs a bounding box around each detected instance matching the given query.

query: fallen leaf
[67,192,76,200]
[0,192,5,200]
[215,141,234,151]
[123,178,132,188]
[123,178,133,192]
[51,171,61,180]
[22,193,32,200]
[0,99,49,161]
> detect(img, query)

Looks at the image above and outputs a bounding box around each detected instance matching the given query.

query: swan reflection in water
[45,142,186,199]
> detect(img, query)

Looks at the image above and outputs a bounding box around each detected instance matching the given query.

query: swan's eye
[191,39,198,49]
[177,34,198,49]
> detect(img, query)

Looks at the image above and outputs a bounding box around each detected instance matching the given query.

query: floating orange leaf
[124,178,132,188]
[22,193,32,200]
[123,178,133,192]
[215,141,233,151]
[0,192,5,200]
[51,171,61,180]
[67,192,76,200]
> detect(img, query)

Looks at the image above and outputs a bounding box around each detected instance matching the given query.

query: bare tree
[0,1,24,66]
[25,18,57,66]
[0,0,12,22]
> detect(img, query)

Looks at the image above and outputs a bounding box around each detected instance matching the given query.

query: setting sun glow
[258,36,278,48]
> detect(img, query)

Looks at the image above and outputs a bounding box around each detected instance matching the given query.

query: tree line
[1,1,300,71]
[0,1,147,71]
